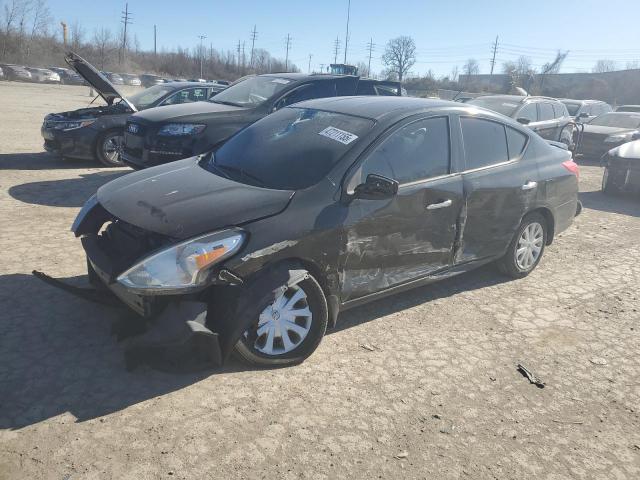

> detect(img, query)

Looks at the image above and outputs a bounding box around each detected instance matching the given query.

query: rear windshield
[562,101,581,116]
[589,113,640,128]
[468,97,521,117]
[128,85,176,109]
[202,107,375,190]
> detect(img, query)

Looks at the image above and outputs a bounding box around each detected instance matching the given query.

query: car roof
[477,94,562,103]
[560,98,605,104]
[294,96,459,121]
[618,105,640,108]
[259,72,358,82]
[600,111,640,117]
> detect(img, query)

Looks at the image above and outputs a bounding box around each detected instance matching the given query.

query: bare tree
[381,36,416,84]
[25,0,50,60]
[593,59,617,73]
[541,51,568,75]
[450,65,459,83]
[93,27,113,69]
[70,20,84,51]
[463,58,479,76]
[626,60,640,70]
[355,60,369,77]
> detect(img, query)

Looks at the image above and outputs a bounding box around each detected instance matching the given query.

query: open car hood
[65,51,137,112]
[97,157,294,239]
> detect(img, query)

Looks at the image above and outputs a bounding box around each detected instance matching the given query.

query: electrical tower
[120,3,132,64]
[285,34,292,71]
[333,37,341,64]
[249,25,257,68]
[198,34,207,78]
[490,35,499,75]
[366,38,375,77]
[343,0,351,64]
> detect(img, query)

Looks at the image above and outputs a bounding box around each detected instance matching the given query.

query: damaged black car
[42,52,226,167]
[60,97,580,369]
[601,139,640,195]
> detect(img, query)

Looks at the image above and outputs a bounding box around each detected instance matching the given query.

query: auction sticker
[318,126,358,145]
[271,78,291,84]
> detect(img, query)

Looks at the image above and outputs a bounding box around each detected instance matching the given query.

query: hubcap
[515,222,544,271]
[103,135,123,163]
[246,284,313,356]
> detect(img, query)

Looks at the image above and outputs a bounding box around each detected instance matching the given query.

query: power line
[366,38,375,76]
[333,36,341,64]
[120,2,133,64]
[249,25,257,68]
[285,33,292,71]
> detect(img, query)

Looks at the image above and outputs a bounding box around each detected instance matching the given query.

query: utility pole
[343,0,351,64]
[153,24,157,56]
[490,35,499,75]
[237,40,242,73]
[333,37,341,64]
[249,25,257,68]
[308,54,313,73]
[120,3,132,65]
[366,38,375,77]
[319,63,325,73]
[198,34,206,78]
[285,34,291,71]
[242,41,246,71]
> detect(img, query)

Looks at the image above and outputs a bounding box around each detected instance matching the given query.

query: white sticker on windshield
[503,102,519,108]
[271,78,291,84]
[318,126,359,145]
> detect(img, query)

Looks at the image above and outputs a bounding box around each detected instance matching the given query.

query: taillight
[562,159,579,179]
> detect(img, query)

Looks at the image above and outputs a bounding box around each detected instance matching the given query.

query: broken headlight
[117,229,245,293]
[157,123,206,136]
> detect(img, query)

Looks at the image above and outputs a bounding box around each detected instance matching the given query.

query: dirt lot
[0,81,639,480]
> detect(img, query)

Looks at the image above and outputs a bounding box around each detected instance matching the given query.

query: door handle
[522,181,538,191]
[426,199,452,210]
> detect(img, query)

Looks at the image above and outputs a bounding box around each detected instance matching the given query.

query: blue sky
[47,0,640,76]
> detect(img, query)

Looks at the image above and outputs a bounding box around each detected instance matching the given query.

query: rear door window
[506,127,528,159]
[360,116,451,184]
[538,103,555,121]
[461,117,509,170]
[552,103,566,118]
[517,103,538,123]
[279,81,336,108]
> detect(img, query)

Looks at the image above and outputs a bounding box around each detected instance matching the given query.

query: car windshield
[589,113,640,128]
[562,102,581,116]
[202,107,375,190]
[128,85,175,109]
[468,97,521,117]
[209,76,292,107]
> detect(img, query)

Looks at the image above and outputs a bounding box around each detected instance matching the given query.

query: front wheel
[96,130,125,167]
[234,274,328,367]
[498,212,547,278]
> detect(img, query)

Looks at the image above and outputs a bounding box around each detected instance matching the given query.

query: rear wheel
[234,275,328,367]
[601,167,621,195]
[498,212,547,278]
[96,130,125,167]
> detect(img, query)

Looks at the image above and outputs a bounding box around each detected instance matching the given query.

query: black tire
[601,167,621,195]
[497,212,547,279]
[234,274,328,367]
[95,130,125,167]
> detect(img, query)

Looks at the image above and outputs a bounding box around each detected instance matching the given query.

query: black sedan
[576,112,640,161]
[121,73,402,170]
[42,52,226,166]
[602,140,640,195]
[62,97,580,368]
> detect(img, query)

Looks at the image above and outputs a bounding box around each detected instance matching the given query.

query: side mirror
[516,117,531,125]
[578,112,590,118]
[353,174,399,200]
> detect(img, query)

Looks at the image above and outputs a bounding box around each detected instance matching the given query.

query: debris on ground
[517,363,546,388]
[589,357,608,366]
[360,343,376,351]
[394,451,409,459]
[552,419,584,425]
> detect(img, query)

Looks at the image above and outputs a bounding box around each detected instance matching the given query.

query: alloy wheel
[515,222,544,271]
[103,134,124,163]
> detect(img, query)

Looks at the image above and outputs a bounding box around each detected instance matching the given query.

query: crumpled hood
[131,100,249,124]
[97,157,294,239]
[609,139,640,160]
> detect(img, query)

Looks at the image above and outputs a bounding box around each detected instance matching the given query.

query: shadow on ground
[9,170,128,207]
[0,152,100,170]
[0,264,508,430]
[579,190,640,217]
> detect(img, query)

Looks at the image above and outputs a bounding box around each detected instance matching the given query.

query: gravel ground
[0,81,639,480]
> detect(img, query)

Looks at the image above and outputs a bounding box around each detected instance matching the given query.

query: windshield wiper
[211,99,243,107]
[214,163,268,188]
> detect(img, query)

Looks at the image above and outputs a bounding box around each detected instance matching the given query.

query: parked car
[601,140,640,195]
[48,66,85,85]
[468,95,574,146]
[64,96,580,367]
[0,64,32,82]
[560,99,612,123]
[576,112,640,161]
[42,52,227,167]
[101,71,125,85]
[0,66,4,80]
[25,67,61,83]
[122,73,403,169]
[213,80,230,85]
[616,105,640,113]
[121,73,142,86]
[140,74,166,88]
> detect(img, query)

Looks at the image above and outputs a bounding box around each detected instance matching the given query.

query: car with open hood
[576,112,640,161]
[56,97,580,369]
[41,52,227,167]
[121,73,402,170]
[468,95,575,146]
[601,139,640,195]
